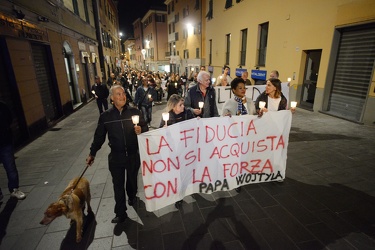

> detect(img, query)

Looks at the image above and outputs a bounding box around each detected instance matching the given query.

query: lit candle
[287,77,292,82]
[290,101,297,108]
[198,101,204,109]
[175,82,177,88]
[91,90,96,95]
[131,115,139,126]
[259,101,266,109]
[162,112,169,126]
[212,77,216,84]
[148,94,151,99]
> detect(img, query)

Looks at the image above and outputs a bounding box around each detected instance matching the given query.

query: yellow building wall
[6,38,44,126]
[205,0,375,86]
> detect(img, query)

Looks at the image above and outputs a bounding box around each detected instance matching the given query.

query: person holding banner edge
[255,78,290,116]
[86,85,148,224]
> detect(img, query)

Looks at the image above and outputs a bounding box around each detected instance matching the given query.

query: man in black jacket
[91,76,109,114]
[86,85,148,223]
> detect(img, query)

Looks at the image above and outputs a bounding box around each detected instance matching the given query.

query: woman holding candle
[255,78,289,116]
[159,94,195,208]
[159,94,195,128]
[221,78,257,117]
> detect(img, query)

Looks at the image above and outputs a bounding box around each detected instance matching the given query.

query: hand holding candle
[198,101,204,110]
[259,101,266,109]
[131,115,139,126]
[162,112,169,126]
[290,101,297,113]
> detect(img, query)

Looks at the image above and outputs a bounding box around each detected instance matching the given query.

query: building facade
[0,0,120,147]
[96,0,121,79]
[203,0,375,124]
[165,0,205,75]
[141,9,168,72]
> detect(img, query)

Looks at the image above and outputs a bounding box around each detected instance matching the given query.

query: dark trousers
[0,144,19,193]
[108,152,140,217]
[97,98,108,114]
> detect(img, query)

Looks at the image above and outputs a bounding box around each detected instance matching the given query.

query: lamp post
[141,49,146,70]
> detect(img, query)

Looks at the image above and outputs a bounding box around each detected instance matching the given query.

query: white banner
[138,111,292,211]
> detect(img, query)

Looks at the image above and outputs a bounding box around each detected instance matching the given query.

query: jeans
[0,144,19,193]
[140,105,152,124]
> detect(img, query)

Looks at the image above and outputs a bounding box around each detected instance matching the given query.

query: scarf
[234,95,248,115]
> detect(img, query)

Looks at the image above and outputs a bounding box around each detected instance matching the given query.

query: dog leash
[71,164,90,191]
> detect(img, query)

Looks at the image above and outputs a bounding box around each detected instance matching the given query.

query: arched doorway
[63,41,80,105]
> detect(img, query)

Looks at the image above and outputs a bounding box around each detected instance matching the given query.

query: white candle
[131,115,139,125]
[259,101,266,109]
[198,101,204,109]
[287,77,292,82]
[291,101,297,108]
[162,112,169,126]
[175,82,177,87]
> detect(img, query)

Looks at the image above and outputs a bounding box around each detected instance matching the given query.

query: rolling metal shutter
[31,44,58,124]
[328,23,375,122]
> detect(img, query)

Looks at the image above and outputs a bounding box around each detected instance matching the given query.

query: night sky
[117,0,166,39]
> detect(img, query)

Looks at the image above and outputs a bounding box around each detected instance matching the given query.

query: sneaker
[10,189,26,200]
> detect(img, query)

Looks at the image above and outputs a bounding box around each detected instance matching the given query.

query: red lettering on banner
[142,157,180,176]
[180,128,195,147]
[228,122,238,138]
[246,120,257,135]
[144,178,177,199]
[276,135,285,150]
[257,139,267,152]
[193,166,212,183]
[146,136,172,155]
[185,148,201,166]
[223,159,274,177]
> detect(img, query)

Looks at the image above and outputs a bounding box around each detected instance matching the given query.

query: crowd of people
[85,66,297,222]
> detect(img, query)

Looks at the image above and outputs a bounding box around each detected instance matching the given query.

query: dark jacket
[91,83,109,99]
[89,106,148,157]
[134,86,157,108]
[184,84,219,118]
[159,108,195,128]
[0,101,13,147]
[255,92,288,113]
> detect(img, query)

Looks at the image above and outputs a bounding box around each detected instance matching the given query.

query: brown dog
[40,177,92,243]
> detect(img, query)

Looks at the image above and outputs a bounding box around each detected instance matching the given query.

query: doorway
[300,50,322,110]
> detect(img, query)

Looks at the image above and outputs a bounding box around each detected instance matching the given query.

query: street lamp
[141,49,146,70]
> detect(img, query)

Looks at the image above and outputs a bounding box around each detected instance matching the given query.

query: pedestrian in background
[241,71,252,85]
[86,85,148,224]
[91,76,109,114]
[0,101,26,201]
[134,78,157,127]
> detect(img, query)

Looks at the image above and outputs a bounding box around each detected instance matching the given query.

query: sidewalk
[0,100,375,250]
